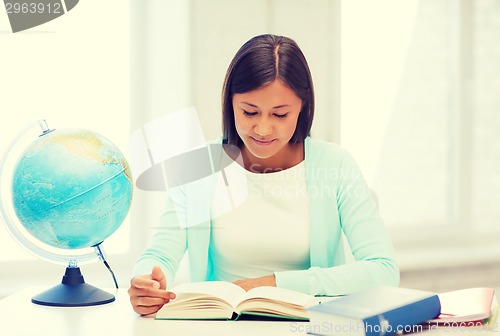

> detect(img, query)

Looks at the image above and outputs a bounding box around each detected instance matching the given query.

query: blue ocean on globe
[11,128,133,249]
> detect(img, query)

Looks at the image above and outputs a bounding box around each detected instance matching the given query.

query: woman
[128,34,399,315]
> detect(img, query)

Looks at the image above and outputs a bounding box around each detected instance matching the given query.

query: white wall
[190,0,340,143]
[0,0,131,298]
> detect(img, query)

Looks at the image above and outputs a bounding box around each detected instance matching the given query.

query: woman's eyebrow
[241,102,290,109]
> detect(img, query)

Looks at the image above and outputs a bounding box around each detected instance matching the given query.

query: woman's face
[232,79,302,168]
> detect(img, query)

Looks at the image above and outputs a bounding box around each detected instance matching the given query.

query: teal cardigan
[133,137,400,295]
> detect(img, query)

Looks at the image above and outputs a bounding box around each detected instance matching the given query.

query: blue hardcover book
[307,286,441,336]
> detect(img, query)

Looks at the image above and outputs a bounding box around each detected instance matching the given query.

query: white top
[210,160,310,282]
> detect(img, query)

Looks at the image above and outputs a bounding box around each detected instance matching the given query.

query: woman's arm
[233,274,277,291]
[132,187,188,288]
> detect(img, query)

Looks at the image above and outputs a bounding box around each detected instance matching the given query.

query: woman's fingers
[130,294,169,307]
[128,267,176,315]
[134,304,165,316]
[131,276,160,289]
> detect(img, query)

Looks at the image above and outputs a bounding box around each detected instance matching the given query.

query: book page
[170,281,247,308]
[156,281,248,320]
[234,286,313,319]
[243,286,313,306]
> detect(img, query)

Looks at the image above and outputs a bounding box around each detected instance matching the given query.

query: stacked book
[306,287,498,336]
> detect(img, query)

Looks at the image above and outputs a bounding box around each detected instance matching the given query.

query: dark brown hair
[222,34,315,146]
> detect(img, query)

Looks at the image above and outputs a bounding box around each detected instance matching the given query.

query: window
[341,0,500,256]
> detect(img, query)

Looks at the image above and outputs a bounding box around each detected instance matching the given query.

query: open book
[155,281,314,320]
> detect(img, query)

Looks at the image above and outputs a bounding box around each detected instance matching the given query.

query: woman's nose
[255,118,273,136]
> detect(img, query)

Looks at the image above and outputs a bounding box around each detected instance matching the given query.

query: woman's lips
[252,137,275,146]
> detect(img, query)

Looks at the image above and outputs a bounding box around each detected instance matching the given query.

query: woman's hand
[128,265,176,316]
[233,274,277,291]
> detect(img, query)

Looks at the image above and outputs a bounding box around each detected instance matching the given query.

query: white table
[0,287,314,336]
[0,287,497,336]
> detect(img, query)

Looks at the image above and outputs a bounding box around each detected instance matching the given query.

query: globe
[12,127,133,250]
[0,120,133,307]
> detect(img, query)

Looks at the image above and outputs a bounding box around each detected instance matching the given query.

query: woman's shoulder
[305,137,351,164]
[304,138,364,184]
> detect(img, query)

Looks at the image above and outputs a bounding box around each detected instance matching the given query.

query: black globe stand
[31,267,115,307]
